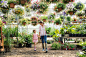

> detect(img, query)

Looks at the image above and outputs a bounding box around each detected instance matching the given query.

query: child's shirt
[33,33,38,40]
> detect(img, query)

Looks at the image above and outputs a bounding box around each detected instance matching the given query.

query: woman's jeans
[41,35,47,43]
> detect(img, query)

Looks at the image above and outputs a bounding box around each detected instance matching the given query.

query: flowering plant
[13,7,24,15]
[48,13,55,19]
[54,3,66,12]
[74,2,84,11]
[1,5,9,13]
[38,2,48,13]
[53,29,60,38]
[63,0,74,4]
[30,3,39,10]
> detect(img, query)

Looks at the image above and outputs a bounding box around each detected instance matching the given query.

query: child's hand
[38,36,41,38]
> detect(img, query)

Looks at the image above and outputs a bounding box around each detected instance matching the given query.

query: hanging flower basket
[54,18,62,25]
[38,2,48,13]
[1,5,9,14]
[13,7,24,16]
[30,3,39,10]
[54,3,66,12]
[8,1,17,8]
[43,19,46,22]
[68,11,74,15]
[74,2,84,11]
[63,0,74,4]
[32,21,37,26]
[31,17,38,21]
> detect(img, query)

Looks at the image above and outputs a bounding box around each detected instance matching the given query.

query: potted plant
[18,0,28,6]
[31,17,38,21]
[68,44,75,50]
[45,27,51,34]
[32,21,37,26]
[72,18,77,23]
[8,0,17,8]
[38,2,48,13]
[60,28,65,37]
[30,3,39,11]
[54,3,66,12]
[13,7,24,16]
[1,5,9,14]
[40,16,48,22]
[54,18,62,25]
[25,34,32,47]
[67,8,77,15]
[48,13,55,20]
[66,16,71,23]
[45,0,59,3]
[63,0,74,4]
[51,42,61,50]
[18,37,25,48]
[74,2,84,11]
[22,19,27,26]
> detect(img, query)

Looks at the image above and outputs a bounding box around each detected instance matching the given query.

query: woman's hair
[39,21,44,24]
[33,30,36,33]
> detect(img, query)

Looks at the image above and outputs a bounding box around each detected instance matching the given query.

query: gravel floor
[0,43,79,57]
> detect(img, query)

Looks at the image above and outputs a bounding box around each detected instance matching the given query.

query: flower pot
[26,43,32,47]
[72,48,75,50]
[4,46,11,52]
[23,22,26,25]
[20,0,26,5]
[58,8,62,12]
[79,16,83,19]
[19,43,22,48]
[69,11,74,15]
[69,34,72,37]
[56,23,59,25]
[9,3,15,8]
[43,19,46,22]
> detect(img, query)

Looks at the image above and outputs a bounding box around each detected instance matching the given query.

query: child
[33,30,38,51]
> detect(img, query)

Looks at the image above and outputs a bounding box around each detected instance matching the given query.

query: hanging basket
[56,23,59,25]
[69,11,74,15]
[58,8,62,12]
[43,19,46,22]
[23,22,26,25]
[9,3,15,8]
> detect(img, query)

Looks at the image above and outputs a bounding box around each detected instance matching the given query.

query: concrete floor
[0,43,78,57]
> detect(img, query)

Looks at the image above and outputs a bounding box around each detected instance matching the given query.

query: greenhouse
[0,0,86,57]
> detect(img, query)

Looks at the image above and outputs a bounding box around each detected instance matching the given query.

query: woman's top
[39,25,46,36]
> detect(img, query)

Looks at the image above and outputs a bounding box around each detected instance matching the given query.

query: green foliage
[40,16,48,20]
[66,16,71,21]
[60,28,65,35]
[8,0,17,4]
[51,42,61,50]
[39,2,48,13]
[45,27,51,34]
[48,13,55,19]
[75,2,84,11]
[63,0,73,4]
[68,44,75,49]
[79,41,86,46]
[54,3,66,12]
[47,40,53,44]
[54,18,62,24]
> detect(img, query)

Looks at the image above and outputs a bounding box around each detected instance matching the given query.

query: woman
[39,21,48,53]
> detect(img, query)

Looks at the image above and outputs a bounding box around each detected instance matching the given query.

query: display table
[63,37,86,43]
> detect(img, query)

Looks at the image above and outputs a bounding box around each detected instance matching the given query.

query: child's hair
[33,30,36,33]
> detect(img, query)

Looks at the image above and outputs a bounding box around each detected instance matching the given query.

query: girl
[33,30,38,51]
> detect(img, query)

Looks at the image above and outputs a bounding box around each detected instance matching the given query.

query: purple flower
[1,1,3,3]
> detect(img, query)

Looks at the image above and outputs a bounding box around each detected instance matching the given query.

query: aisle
[0,43,78,57]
